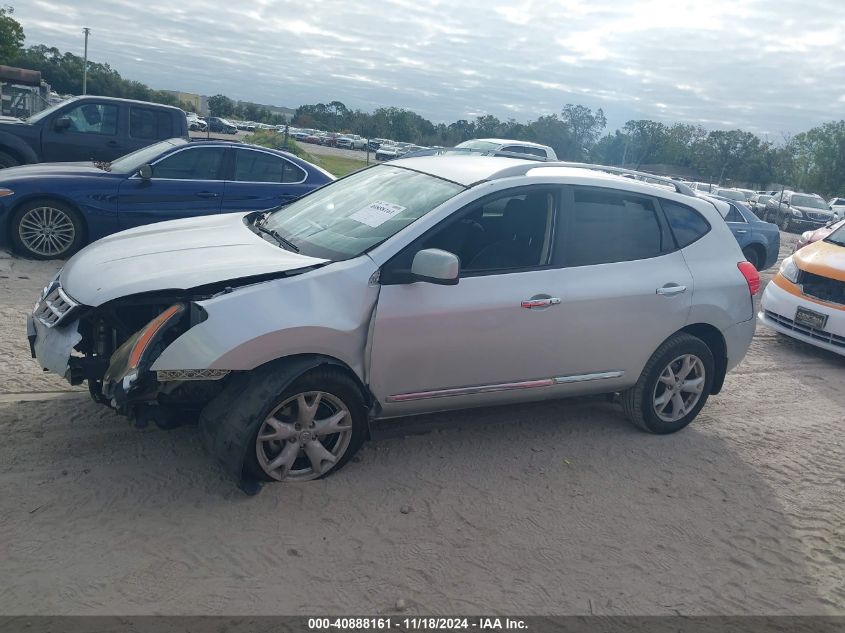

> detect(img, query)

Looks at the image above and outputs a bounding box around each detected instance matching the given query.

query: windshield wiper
[254,222,300,253]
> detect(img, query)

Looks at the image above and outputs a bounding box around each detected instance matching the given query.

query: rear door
[116,145,226,230]
[40,101,121,162]
[222,148,313,213]
[725,203,752,248]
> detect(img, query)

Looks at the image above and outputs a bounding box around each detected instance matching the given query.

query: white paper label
[350,201,407,227]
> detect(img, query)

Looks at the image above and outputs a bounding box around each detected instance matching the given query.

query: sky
[13,0,845,137]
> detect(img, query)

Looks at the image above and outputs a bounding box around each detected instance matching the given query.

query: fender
[0,130,39,164]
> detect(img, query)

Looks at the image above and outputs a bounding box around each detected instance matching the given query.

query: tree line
[1,5,843,196]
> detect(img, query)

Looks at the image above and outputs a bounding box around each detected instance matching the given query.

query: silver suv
[27,157,758,493]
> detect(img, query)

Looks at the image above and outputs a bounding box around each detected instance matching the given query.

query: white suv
[455,138,558,160]
[27,157,758,493]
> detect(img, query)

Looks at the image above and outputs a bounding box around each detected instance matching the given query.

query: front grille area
[806,212,831,222]
[33,283,79,328]
[764,310,845,349]
[800,271,845,305]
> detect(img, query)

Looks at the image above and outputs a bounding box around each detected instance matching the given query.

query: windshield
[718,189,746,201]
[455,140,500,151]
[791,194,827,209]
[263,164,464,260]
[825,222,845,246]
[25,98,77,124]
[109,139,187,173]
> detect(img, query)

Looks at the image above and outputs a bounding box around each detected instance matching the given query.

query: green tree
[207,94,235,117]
[0,5,24,64]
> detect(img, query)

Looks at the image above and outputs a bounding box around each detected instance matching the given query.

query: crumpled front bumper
[26,314,82,379]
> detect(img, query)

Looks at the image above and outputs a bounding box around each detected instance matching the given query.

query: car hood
[61,212,329,306]
[794,239,845,282]
[0,161,111,180]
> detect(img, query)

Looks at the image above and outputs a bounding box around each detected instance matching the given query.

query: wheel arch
[200,352,373,493]
[0,134,38,165]
[679,323,728,394]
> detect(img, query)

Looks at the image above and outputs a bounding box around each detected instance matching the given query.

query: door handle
[735,229,748,234]
[656,284,687,296]
[195,191,220,198]
[106,140,120,147]
[521,297,561,309]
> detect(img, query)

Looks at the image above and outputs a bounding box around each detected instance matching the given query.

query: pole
[82,27,90,95]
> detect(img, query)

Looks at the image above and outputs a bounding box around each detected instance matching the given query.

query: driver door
[41,101,121,162]
[117,145,227,230]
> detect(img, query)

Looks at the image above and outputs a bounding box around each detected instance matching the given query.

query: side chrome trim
[386,371,624,403]
[554,371,624,384]
[386,378,554,402]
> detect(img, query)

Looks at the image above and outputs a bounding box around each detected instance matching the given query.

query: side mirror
[410,248,459,285]
[53,116,71,132]
[138,164,153,180]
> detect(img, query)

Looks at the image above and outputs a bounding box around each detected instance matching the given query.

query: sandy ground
[0,233,843,616]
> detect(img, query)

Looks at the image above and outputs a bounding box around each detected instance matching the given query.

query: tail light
[737,261,760,295]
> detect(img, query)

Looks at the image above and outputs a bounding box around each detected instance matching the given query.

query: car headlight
[790,208,803,217]
[779,256,801,284]
[0,188,14,197]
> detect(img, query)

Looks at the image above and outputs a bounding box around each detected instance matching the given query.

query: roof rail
[488,161,695,196]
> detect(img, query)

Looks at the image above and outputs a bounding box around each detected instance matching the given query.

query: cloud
[13,0,845,135]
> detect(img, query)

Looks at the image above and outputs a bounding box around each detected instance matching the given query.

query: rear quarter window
[130,107,174,140]
[661,199,711,248]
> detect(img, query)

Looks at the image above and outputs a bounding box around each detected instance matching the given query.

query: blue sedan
[0,138,334,259]
[720,197,781,271]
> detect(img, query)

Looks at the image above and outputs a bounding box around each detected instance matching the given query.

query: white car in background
[828,197,845,221]
[336,134,367,150]
[455,138,557,160]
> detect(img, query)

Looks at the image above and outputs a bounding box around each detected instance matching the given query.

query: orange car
[761,222,845,355]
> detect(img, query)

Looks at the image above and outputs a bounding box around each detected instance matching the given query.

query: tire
[780,214,792,232]
[742,245,762,270]
[621,332,715,434]
[0,150,20,169]
[239,367,367,483]
[10,199,84,260]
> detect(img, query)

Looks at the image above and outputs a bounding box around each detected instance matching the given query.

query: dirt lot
[0,232,843,616]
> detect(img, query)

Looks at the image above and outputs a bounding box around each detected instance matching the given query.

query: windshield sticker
[350,201,407,227]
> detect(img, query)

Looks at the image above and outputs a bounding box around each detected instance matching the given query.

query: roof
[390,155,539,186]
[60,95,185,110]
[473,138,553,150]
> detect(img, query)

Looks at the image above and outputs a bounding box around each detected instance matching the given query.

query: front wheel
[0,150,20,169]
[621,333,715,434]
[242,368,367,482]
[10,200,84,259]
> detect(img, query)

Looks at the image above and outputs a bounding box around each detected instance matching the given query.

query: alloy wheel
[652,354,706,423]
[255,391,353,481]
[18,206,76,257]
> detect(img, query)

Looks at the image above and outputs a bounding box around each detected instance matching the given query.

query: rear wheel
[10,200,84,259]
[742,245,762,270]
[622,333,715,434]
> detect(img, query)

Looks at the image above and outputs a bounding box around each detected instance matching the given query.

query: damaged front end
[28,279,228,428]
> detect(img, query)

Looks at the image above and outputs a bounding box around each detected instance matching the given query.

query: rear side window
[130,107,174,139]
[564,188,665,267]
[662,200,711,248]
[725,204,745,223]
